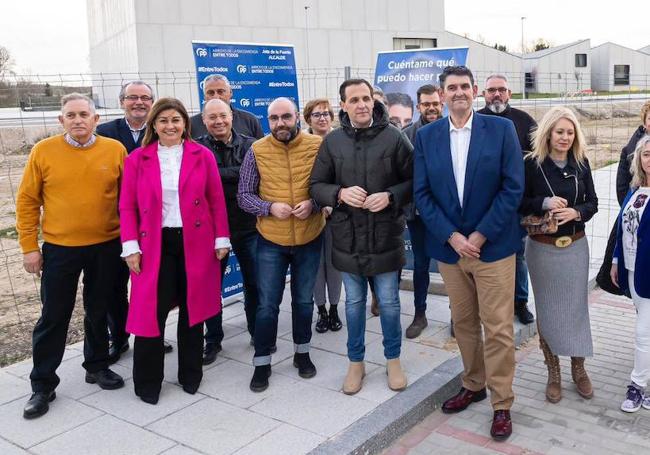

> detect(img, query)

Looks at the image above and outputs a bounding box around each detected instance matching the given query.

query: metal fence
[0,69,648,366]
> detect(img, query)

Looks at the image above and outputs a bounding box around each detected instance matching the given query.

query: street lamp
[521,16,526,100]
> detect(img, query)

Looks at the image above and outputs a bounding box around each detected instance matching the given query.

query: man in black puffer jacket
[310,79,413,395]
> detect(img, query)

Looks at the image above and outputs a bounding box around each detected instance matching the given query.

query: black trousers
[133,228,203,398]
[107,260,130,346]
[30,238,122,393]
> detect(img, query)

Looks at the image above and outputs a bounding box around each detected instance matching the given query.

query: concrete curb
[309,318,538,455]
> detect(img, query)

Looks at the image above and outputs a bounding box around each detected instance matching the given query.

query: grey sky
[0,0,647,75]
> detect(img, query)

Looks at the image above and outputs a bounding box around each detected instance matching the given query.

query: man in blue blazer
[96,80,172,360]
[413,66,524,441]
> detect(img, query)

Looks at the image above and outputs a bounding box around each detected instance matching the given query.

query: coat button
[194,199,200,205]
[195,221,201,227]
[141,231,147,237]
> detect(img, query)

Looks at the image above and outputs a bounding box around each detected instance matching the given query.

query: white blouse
[621,187,650,272]
[121,142,231,257]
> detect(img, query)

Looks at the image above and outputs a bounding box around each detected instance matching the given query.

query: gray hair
[202,74,231,92]
[118,80,154,101]
[267,97,298,115]
[61,93,95,113]
[485,74,509,85]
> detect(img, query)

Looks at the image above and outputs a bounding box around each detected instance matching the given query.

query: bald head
[202,98,233,141]
[267,97,299,143]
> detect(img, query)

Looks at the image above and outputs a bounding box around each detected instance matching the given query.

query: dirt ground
[0,100,645,366]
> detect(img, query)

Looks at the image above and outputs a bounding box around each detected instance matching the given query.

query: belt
[530,230,585,248]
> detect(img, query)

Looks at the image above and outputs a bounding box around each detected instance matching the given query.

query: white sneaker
[621,385,643,413]
[642,394,650,410]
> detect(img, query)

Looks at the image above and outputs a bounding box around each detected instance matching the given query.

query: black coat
[310,101,413,276]
[477,105,537,153]
[520,155,598,237]
[196,129,257,239]
[616,126,646,206]
[191,107,264,140]
[96,118,142,153]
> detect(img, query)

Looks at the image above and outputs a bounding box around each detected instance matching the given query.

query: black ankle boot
[515,301,535,324]
[250,365,271,392]
[315,306,329,333]
[328,305,342,331]
[293,352,317,378]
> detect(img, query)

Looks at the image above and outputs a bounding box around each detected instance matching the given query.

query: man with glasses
[238,97,324,392]
[402,84,444,339]
[96,81,173,361]
[191,74,264,139]
[477,74,537,325]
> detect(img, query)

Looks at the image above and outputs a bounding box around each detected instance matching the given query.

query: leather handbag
[521,165,558,236]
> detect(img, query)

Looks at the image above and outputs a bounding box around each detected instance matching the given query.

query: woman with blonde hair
[520,106,598,403]
[611,135,650,412]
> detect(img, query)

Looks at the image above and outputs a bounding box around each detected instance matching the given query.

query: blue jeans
[204,231,259,344]
[515,237,529,304]
[253,235,322,366]
[407,216,436,313]
[342,271,402,362]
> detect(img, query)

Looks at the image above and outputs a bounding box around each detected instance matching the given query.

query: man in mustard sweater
[238,97,324,392]
[16,93,127,419]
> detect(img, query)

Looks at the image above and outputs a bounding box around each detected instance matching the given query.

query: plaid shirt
[237,146,273,217]
[64,133,96,148]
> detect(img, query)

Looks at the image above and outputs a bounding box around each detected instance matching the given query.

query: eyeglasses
[310,111,331,120]
[419,102,441,108]
[123,95,153,102]
[268,113,294,123]
[485,87,508,94]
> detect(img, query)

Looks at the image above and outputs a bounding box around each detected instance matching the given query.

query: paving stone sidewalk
[384,289,650,455]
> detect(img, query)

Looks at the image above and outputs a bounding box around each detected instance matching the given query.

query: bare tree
[0,45,14,79]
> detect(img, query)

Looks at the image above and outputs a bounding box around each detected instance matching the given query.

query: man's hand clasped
[448,231,487,259]
[338,187,391,212]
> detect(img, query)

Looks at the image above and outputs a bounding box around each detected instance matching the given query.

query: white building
[639,45,650,55]
[86,0,522,109]
[523,40,591,94]
[591,42,650,92]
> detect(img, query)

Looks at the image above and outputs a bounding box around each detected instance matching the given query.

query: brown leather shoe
[571,357,593,399]
[405,312,428,339]
[490,410,512,441]
[441,387,487,414]
[540,336,562,403]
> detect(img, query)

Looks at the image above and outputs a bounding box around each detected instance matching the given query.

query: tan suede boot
[571,357,593,399]
[386,358,408,391]
[540,336,562,403]
[342,361,365,395]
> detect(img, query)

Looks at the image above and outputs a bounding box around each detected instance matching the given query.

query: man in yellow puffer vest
[238,97,325,392]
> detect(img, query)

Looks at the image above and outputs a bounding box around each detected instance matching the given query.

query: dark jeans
[407,217,434,313]
[107,260,129,346]
[133,228,203,398]
[204,230,259,345]
[30,238,121,393]
[253,234,322,366]
[515,237,529,304]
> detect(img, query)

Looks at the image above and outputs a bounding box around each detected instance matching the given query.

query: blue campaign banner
[192,41,299,299]
[192,41,300,134]
[375,47,468,273]
[374,47,468,123]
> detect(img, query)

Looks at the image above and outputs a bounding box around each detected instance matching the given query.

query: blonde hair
[641,101,650,125]
[529,106,588,168]
[630,135,650,188]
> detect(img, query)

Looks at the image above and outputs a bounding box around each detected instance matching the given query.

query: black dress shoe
[182,383,200,395]
[137,392,159,405]
[328,306,342,332]
[85,368,125,390]
[315,307,329,333]
[490,410,512,441]
[442,387,487,414]
[250,365,272,392]
[164,342,173,353]
[202,343,222,365]
[23,391,56,419]
[108,340,129,365]
[293,352,317,378]
[515,301,535,325]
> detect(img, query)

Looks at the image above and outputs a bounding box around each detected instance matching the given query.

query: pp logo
[236,65,247,74]
[225,265,232,275]
[195,48,208,57]
[240,98,251,107]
